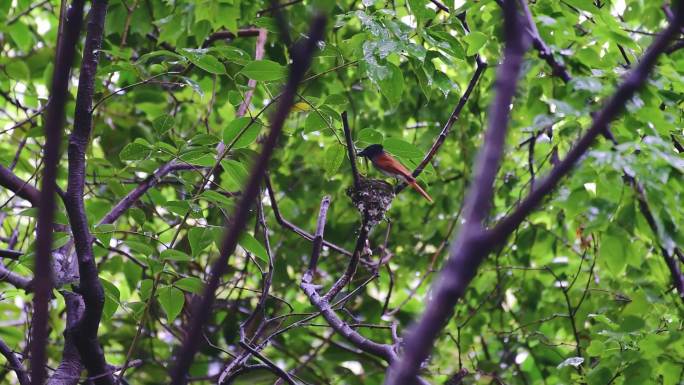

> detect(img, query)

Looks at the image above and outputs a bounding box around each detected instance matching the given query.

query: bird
[357,144,433,203]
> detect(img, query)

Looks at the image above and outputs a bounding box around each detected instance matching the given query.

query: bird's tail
[407,179,433,203]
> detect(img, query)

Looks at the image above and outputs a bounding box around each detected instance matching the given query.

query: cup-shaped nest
[346,178,394,226]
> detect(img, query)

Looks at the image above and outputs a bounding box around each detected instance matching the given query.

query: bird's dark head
[357,144,384,159]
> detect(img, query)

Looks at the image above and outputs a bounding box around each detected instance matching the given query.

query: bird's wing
[374,154,413,179]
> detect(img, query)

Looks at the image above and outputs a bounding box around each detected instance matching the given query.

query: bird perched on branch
[357,144,433,203]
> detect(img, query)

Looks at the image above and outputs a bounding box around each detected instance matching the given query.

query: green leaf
[464,31,488,56]
[598,227,629,275]
[378,63,404,107]
[200,190,235,210]
[240,60,287,81]
[188,227,214,256]
[160,249,192,262]
[223,117,261,148]
[124,262,143,290]
[119,142,152,161]
[383,138,423,159]
[357,128,384,146]
[239,233,269,262]
[174,277,203,294]
[323,144,345,177]
[8,22,32,52]
[304,111,334,133]
[153,115,175,135]
[157,286,185,322]
[101,278,121,320]
[179,48,226,74]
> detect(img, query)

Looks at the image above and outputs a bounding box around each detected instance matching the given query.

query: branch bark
[169,16,327,385]
[61,1,113,384]
[387,3,684,384]
[385,0,529,382]
[0,165,41,206]
[98,161,196,225]
[30,1,86,384]
[342,111,361,191]
[46,292,85,385]
[0,338,29,385]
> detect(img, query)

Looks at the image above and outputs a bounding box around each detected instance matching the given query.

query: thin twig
[342,111,361,191]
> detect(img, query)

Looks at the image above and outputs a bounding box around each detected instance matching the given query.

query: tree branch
[385,1,530,383]
[98,161,196,225]
[306,196,331,277]
[46,292,85,385]
[264,175,351,256]
[0,165,41,206]
[0,338,29,385]
[30,1,86,384]
[490,6,684,245]
[301,198,396,363]
[396,13,487,193]
[0,263,32,291]
[519,0,572,82]
[61,1,113,384]
[386,4,684,384]
[169,15,327,385]
[342,111,361,191]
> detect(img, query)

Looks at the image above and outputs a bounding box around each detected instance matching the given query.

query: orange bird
[358,144,433,203]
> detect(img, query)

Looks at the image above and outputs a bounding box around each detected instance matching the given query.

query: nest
[346,178,395,226]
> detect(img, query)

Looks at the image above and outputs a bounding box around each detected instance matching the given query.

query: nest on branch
[346,178,394,226]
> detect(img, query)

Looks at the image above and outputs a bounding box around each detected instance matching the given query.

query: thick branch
[387,4,683,385]
[169,16,327,385]
[46,292,85,385]
[0,338,29,385]
[0,165,41,206]
[490,7,684,245]
[0,263,32,291]
[30,1,86,384]
[385,1,529,383]
[62,1,113,384]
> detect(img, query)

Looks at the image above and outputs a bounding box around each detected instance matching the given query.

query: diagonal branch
[264,175,351,256]
[396,12,487,194]
[387,4,683,385]
[61,1,114,384]
[519,0,572,82]
[302,197,396,363]
[98,161,197,225]
[169,16,327,385]
[522,0,684,298]
[0,263,32,291]
[0,165,41,206]
[385,0,530,383]
[30,1,86,384]
[0,338,29,385]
